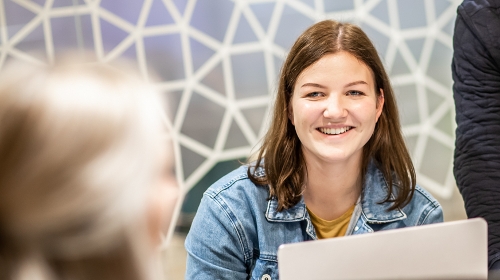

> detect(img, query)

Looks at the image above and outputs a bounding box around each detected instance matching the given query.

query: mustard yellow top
[307,204,355,239]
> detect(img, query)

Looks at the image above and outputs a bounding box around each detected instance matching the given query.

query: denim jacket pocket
[251,258,279,280]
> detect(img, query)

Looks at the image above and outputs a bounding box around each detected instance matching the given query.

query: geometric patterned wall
[0,0,461,232]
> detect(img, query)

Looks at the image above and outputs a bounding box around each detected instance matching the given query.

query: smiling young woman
[185,19,443,280]
[289,51,385,220]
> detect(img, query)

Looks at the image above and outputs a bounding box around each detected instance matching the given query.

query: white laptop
[278,218,487,280]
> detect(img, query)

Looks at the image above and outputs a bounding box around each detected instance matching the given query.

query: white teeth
[319,127,351,135]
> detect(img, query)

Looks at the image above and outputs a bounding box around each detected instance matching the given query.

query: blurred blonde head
[0,55,176,280]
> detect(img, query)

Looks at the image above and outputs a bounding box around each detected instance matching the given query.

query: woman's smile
[317,126,353,136]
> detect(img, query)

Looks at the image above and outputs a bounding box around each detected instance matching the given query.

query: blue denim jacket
[185,161,443,280]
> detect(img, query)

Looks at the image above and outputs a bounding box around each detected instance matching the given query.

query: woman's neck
[302,156,363,221]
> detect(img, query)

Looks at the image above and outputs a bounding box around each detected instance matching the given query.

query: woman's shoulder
[402,184,443,225]
[366,160,441,209]
[411,184,441,208]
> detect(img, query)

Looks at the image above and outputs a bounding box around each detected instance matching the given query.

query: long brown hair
[248,20,415,212]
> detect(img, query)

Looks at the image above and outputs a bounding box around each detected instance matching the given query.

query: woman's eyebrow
[301,83,327,88]
[301,81,368,89]
[345,80,368,87]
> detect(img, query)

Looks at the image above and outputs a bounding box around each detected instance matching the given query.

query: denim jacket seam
[206,173,250,198]
[414,185,440,208]
[357,215,374,232]
[259,253,277,262]
[208,194,253,265]
[361,164,408,223]
[265,197,308,222]
[413,187,441,225]
[417,203,440,225]
[265,217,307,222]
[361,210,407,224]
[361,186,408,223]
[265,212,307,223]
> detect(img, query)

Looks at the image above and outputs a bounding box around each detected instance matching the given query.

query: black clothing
[452,0,500,270]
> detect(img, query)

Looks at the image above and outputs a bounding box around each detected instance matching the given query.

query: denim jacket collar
[360,161,407,223]
[264,161,407,223]
[266,196,307,222]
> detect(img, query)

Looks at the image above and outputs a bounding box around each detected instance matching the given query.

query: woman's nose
[323,95,347,119]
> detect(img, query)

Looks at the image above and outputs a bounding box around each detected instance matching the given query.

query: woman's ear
[376,89,384,122]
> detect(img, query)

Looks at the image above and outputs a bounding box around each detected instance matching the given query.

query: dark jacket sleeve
[452,0,500,269]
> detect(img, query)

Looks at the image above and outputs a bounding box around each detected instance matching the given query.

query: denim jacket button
[261,274,271,280]
[354,226,359,231]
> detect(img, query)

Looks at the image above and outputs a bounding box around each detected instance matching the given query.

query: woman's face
[289,51,384,167]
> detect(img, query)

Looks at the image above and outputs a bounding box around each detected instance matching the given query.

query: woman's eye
[347,90,364,96]
[306,92,323,97]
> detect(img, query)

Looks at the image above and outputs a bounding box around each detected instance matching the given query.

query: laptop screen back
[278,218,487,280]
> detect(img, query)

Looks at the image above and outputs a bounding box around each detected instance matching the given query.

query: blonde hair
[0,57,167,280]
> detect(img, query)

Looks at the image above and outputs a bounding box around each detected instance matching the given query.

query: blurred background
[0,0,466,278]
